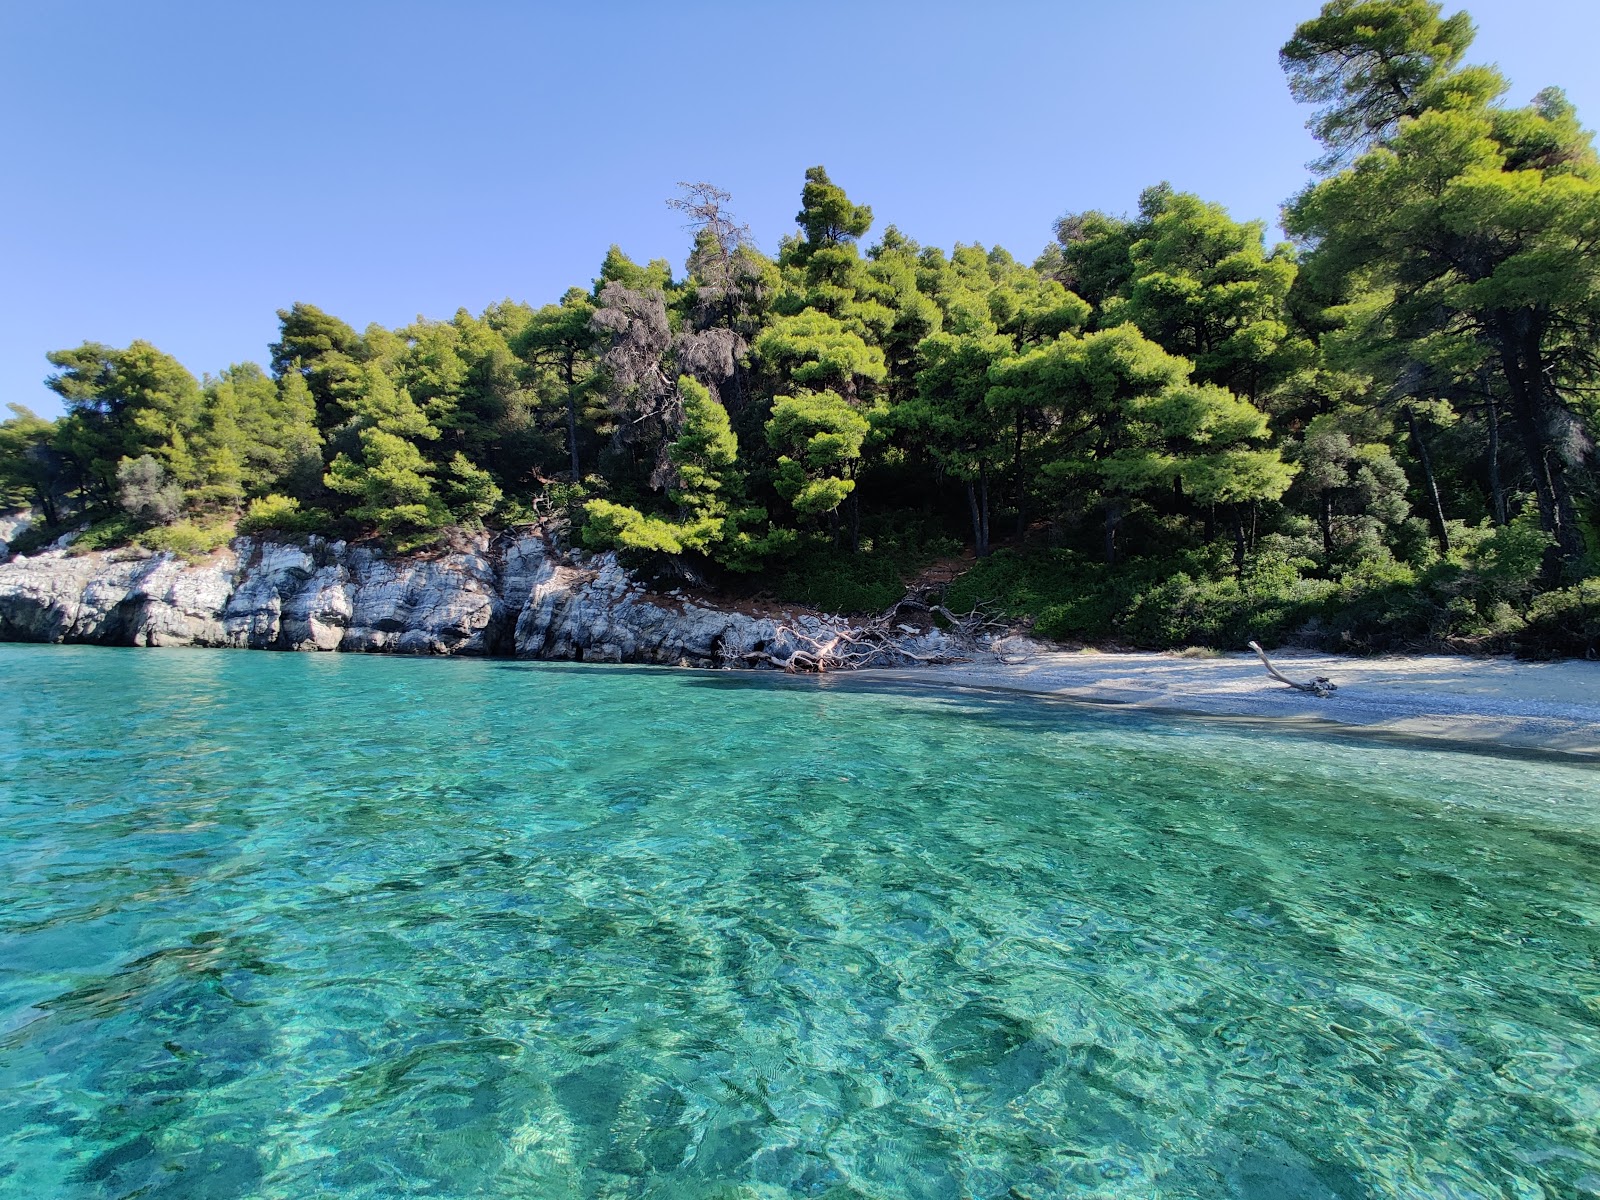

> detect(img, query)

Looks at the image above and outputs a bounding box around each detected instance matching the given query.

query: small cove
[1,644,1597,1198]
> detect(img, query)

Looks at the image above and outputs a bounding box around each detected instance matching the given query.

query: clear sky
[4,0,1597,418]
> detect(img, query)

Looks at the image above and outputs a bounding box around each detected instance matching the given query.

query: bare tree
[591,283,680,488]
[668,181,757,326]
[667,183,771,412]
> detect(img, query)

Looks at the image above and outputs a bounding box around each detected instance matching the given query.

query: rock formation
[0,532,970,668]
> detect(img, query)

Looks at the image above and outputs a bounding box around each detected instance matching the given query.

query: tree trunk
[1319,489,1334,560]
[1232,505,1248,577]
[1103,500,1123,566]
[1405,406,1450,554]
[565,394,580,482]
[978,468,991,557]
[1495,317,1585,571]
[563,358,581,482]
[1485,389,1507,526]
[849,491,860,554]
[967,479,989,558]
[1013,415,1027,540]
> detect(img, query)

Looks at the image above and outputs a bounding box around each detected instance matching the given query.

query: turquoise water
[1,646,1598,1199]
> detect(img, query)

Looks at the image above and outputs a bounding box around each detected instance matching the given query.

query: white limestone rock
[0,530,962,669]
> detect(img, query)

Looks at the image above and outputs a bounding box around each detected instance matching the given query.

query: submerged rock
[0,532,963,668]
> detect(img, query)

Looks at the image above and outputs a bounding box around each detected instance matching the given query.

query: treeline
[4,0,1598,654]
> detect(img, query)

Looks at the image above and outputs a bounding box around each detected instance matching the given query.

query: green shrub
[769,543,916,613]
[760,514,961,614]
[582,499,688,555]
[137,520,233,559]
[947,547,1141,635]
[69,514,141,553]
[238,494,329,536]
[1118,554,1337,649]
[1460,515,1552,609]
[1517,580,1600,659]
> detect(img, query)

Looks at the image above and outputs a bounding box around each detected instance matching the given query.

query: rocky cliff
[0,533,963,668]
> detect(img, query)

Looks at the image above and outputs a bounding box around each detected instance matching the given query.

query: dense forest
[4,0,1599,656]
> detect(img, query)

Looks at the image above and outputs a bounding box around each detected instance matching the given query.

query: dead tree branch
[1248,640,1338,697]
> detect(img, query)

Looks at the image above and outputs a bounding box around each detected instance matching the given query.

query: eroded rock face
[0,533,956,667]
[0,548,236,647]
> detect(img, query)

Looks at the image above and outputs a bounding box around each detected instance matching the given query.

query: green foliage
[11,111,1600,656]
[990,324,1292,549]
[270,302,365,422]
[904,332,1011,481]
[1285,8,1600,567]
[48,340,204,500]
[581,377,762,561]
[137,520,234,559]
[325,429,450,550]
[1280,0,1484,167]
[1109,191,1310,397]
[1460,514,1553,608]
[767,544,916,614]
[198,363,323,505]
[793,166,873,256]
[766,516,959,613]
[0,405,66,520]
[754,310,886,401]
[668,376,739,516]
[597,246,673,293]
[766,391,870,518]
[444,453,502,523]
[582,499,688,555]
[115,455,183,525]
[4,523,56,557]
[237,494,330,536]
[946,522,1595,655]
[69,514,141,554]
[1517,579,1600,658]
[513,288,599,480]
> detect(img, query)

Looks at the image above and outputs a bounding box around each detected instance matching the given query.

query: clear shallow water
[0,646,1598,1200]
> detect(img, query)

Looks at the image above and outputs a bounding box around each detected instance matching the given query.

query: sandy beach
[868,650,1600,759]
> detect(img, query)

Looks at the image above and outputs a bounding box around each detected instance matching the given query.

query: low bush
[237,494,331,536]
[941,530,1598,656]
[1516,580,1600,659]
[69,514,141,553]
[137,520,234,559]
[762,515,962,614]
[768,542,923,614]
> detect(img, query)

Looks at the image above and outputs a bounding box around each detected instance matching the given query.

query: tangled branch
[734,592,1007,673]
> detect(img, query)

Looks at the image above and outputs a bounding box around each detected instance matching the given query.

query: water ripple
[0,644,1597,1199]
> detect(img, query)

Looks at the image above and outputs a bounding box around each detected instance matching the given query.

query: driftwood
[736,594,1004,673]
[1248,640,1337,697]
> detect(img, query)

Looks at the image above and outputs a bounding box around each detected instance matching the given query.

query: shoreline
[6,635,1597,759]
[860,649,1600,761]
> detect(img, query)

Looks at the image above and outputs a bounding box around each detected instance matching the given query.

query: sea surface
[1,644,1597,1200]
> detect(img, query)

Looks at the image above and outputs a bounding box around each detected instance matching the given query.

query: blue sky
[4,1,1598,418]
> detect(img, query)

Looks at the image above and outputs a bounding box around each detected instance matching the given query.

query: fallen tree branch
[1248,640,1337,697]
[722,588,1020,673]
